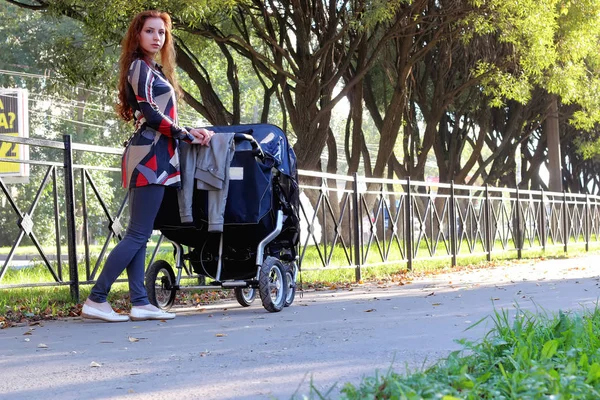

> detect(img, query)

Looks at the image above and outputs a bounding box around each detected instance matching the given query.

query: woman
[82,10,212,322]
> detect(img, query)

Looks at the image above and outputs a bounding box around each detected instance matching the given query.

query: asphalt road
[2,255,600,399]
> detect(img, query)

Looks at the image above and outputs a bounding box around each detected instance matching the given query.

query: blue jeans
[89,185,165,306]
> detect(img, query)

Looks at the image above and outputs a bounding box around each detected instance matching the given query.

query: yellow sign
[0,133,19,173]
[0,89,28,180]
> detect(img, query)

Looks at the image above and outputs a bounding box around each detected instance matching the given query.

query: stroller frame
[144,125,300,313]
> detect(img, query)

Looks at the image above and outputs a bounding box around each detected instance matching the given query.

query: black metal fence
[1,134,599,301]
[0,135,125,301]
[297,173,600,279]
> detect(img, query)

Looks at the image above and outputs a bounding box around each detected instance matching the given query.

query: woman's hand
[189,128,214,146]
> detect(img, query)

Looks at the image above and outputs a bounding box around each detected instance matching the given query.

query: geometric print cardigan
[121,58,194,188]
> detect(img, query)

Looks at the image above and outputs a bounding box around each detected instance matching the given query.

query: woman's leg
[88,185,165,305]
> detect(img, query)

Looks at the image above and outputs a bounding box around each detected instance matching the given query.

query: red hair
[116,10,180,121]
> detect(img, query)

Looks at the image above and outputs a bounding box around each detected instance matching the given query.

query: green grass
[2,238,599,290]
[0,235,173,256]
[305,306,600,399]
[300,233,600,270]
[0,245,177,285]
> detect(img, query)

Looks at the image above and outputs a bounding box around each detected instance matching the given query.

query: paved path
[1,255,600,399]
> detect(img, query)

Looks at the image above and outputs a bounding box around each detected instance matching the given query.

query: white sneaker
[130,307,176,321]
[81,304,130,322]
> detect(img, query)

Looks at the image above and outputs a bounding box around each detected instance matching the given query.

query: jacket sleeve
[128,59,194,143]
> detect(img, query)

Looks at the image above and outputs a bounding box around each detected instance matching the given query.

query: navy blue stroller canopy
[209,123,299,226]
[209,123,298,179]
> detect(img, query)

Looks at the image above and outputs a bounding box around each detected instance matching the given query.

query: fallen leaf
[432,303,442,306]
[90,361,102,368]
[215,333,227,337]
[23,331,32,336]
[364,309,376,312]
[426,292,435,297]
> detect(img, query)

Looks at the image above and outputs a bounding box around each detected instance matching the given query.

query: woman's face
[139,17,166,59]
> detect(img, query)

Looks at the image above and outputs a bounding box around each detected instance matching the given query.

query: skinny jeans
[89,184,164,306]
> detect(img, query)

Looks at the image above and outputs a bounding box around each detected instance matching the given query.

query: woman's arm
[128,59,195,142]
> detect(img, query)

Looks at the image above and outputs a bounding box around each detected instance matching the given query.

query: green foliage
[361,0,411,27]
[0,1,131,247]
[475,0,600,116]
[333,306,600,399]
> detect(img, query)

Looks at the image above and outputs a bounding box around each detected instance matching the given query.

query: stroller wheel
[234,287,257,307]
[258,257,287,312]
[284,263,296,307]
[145,260,177,311]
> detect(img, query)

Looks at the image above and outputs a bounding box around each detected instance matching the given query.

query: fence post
[540,189,546,252]
[81,169,91,280]
[352,173,362,282]
[406,177,413,271]
[63,135,79,303]
[51,167,63,281]
[515,186,522,259]
[322,178,328,265]
[585,194,590,252]
[450,180,457,267]
[484,184,491,261]
[563,191,568,253]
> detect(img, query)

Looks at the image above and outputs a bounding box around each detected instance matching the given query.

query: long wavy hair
[116,10,180,122]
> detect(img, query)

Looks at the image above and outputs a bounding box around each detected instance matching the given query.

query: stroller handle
[234,132,264,159]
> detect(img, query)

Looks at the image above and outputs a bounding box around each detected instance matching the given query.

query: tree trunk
[546,95,562,192]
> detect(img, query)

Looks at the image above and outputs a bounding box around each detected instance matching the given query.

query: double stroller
[145,124,300,312]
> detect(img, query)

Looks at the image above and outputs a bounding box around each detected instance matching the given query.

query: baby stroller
[145,124,300,312]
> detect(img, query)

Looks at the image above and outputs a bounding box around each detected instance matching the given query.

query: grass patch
[311,306,600,399]
[0,236,173,256]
